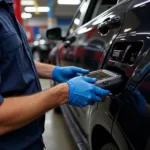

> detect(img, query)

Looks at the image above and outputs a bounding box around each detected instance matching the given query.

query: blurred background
[13,0,82,62]
[15,0,82,38]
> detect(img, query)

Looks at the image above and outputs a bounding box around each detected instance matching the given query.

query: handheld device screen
[87,71,112,80]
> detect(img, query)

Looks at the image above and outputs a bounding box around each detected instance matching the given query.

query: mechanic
[0,0,110,149]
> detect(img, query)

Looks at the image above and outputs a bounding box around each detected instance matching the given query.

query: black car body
[47,0,150,149]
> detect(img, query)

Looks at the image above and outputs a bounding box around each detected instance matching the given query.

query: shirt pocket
[0,32,22,56]
[0,32,31,86]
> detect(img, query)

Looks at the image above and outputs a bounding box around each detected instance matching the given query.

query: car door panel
[104,35,150,150]
[101,0,150,119]
[57,0,100,67]
[89,1,150,148]
[113,56,150,150]
[55,0,103,136]
[70,0,132,134]
[109,1,150,145]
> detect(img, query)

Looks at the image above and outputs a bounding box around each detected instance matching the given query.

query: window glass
[69,1,88,35]
[69,12,82,35]
[92,0,117,19]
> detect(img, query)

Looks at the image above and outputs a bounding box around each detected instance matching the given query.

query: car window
[69,0,89,35]
[68,0,118,36]
[92,0,118,19]
[69,11,82,35]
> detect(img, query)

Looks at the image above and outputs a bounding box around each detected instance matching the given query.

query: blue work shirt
[0,0,45,149]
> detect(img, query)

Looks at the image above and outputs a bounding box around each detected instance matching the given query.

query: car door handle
[98,16,121,35]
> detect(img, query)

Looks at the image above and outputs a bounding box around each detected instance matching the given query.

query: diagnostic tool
[86,69,123,91]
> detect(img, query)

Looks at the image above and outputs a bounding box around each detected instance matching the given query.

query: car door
[69,0,132,134]
[102,1,150,149]
[57,0,99,67]
[65,0,120,70]
[112,48,150,150]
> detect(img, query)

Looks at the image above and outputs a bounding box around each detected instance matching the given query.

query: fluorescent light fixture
[21,0,34,6]
[21,12,32,19]
[25,7,50,12]
[38,7,50,12]
[74,18,80,25]
[57,0,81,5]
[25,7,36,12]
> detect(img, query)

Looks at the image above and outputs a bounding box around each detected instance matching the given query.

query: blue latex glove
[52,66,89,83]
[67,76,110,108]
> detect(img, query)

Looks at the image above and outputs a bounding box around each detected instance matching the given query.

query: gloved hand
[67,76,110,108]
[52,66,89,83]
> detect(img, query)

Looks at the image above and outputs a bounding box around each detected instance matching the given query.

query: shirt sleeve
[0,94,4,104]
[0,70,3,104]
[0,41,3,105]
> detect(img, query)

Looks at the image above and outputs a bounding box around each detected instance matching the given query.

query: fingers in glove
[94,86,110,97]
[72,67,89,74]
[75,73,81,77]
[92,94,102,102]
[82,76,96,83]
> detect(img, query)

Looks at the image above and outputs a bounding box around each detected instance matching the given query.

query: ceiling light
[57,0,81,5]
[21,0,34,6]
[38,7,50,12]
[25,7,50,12]
[74,18,80,25]
[21,12,32,19]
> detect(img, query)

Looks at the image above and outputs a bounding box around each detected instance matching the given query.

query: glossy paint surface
[50,0,150,149]
[104,0,150,149]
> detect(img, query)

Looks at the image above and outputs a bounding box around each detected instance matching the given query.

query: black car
[47,0,150,149]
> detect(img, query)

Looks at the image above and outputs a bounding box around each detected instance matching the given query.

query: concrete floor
[40,79,77,150]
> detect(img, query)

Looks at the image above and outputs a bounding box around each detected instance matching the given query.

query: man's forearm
[0,83,68,135]
[34,60,55,79]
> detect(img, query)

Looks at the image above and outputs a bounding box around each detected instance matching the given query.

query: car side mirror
[46,27,65,41]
